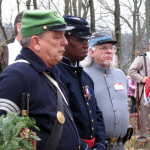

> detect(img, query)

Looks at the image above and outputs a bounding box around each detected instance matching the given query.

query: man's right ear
[17,23,22,32]
[31,36,41,52]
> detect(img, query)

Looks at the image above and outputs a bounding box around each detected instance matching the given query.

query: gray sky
[1,0,146,34]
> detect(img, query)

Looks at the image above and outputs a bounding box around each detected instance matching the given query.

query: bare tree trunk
[136,0,144,53]
[82,0,89,19]
[48,0,51,9]
[26,0,31,10]
[72,0,77,16]
[89,0,95,32]
[33,0,37,9]
[69,0,73,15]
[114,0,121,68]
[16,0,21,12]
[131,0,137,61]
[0,0,7,40]
[78,0,82,17]
[64,0,70,15]
[145,0,150,51]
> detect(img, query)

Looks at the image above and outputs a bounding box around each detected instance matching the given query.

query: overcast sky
[2,0,21,23]
[2,0,63,24]
[1,0,146,34]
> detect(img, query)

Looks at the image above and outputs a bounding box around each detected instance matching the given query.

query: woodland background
[0,0,150,74]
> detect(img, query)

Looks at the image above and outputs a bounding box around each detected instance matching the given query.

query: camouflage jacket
[0,39,14,73]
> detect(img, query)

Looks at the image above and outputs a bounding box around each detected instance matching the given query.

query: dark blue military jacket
[57,57,106,150]
[0,48,81,150]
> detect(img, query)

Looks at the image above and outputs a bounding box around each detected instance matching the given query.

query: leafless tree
[64,0,70,15]
[72,0,77,16]
[145,0,150,50]
[97,0,146,71]
[33,0,37,9]
[114,0,121,68]
[89,0,95,32]
[0,0,7,41]
[16,0,21,12]
[78,0,82,17]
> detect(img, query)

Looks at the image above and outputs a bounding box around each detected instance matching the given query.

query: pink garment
[127,75,137,97]
[144,77,150,106]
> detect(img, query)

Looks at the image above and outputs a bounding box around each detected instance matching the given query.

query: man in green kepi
[0,9,84,150]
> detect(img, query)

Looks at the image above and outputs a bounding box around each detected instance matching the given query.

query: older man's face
[63,36,89,65]
[90,43,115,69]
[37,30,68,68]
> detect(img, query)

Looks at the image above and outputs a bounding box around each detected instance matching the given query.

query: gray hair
[80,45,118,68]
[20,33,45,48]
[80,31,118,68]
[80,46,96,67]
[20,36,32,48]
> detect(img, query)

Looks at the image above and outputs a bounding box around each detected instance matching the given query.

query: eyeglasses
[97,45,117,52]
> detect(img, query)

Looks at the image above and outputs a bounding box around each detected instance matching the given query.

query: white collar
[146,51,150,60]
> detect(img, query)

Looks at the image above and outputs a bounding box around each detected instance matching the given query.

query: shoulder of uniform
[0,38,14,54]
[0,38,14,47]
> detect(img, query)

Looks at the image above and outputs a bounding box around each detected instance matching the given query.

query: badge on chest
[113,83,124,91]
[84,85,92,100]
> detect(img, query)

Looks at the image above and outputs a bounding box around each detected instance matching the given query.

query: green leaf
[0,112,41,150]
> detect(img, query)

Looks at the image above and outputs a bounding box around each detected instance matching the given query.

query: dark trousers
[130,96,137,114]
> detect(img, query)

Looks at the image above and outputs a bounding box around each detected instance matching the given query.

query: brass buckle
[110,137,118,144]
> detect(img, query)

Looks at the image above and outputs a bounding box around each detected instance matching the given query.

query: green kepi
[21,9,74,38]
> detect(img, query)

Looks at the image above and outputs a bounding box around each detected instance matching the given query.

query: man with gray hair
[83,33,132,150]
[0,9,83,150]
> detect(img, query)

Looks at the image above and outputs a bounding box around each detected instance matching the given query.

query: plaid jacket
[127,75,137,97]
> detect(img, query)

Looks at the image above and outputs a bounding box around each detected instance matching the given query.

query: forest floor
[125,99,150,150]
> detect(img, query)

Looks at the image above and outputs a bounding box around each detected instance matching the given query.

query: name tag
[113,83,124,91]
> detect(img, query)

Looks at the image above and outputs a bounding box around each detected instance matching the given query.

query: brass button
[92,127,94,131]
[114,109,117,112]
[22,110,27,116]
[89,110,92,114]
[57,111,65,124]
[91,119,94,123]
[78,146,80,150]
[68,32,71,35]
[91,135,93,139]
[84,95,87,98]
[43,26,47,30]
[87,103,89,106]
[115,121,118,125]
[74,71,77,74]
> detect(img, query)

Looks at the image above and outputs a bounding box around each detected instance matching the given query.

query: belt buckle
[110,137,118,144]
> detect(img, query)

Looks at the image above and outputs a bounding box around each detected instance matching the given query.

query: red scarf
[82,137,95,148]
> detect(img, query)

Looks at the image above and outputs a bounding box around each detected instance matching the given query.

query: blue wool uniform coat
[0,48,81,150]
[57,57,106,150]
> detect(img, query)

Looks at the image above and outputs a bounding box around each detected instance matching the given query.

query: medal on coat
[85,86,92,100]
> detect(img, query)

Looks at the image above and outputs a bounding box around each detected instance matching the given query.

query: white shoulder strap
[12,59,30,64]
[14,59,68,105]
[43,72,68,105]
